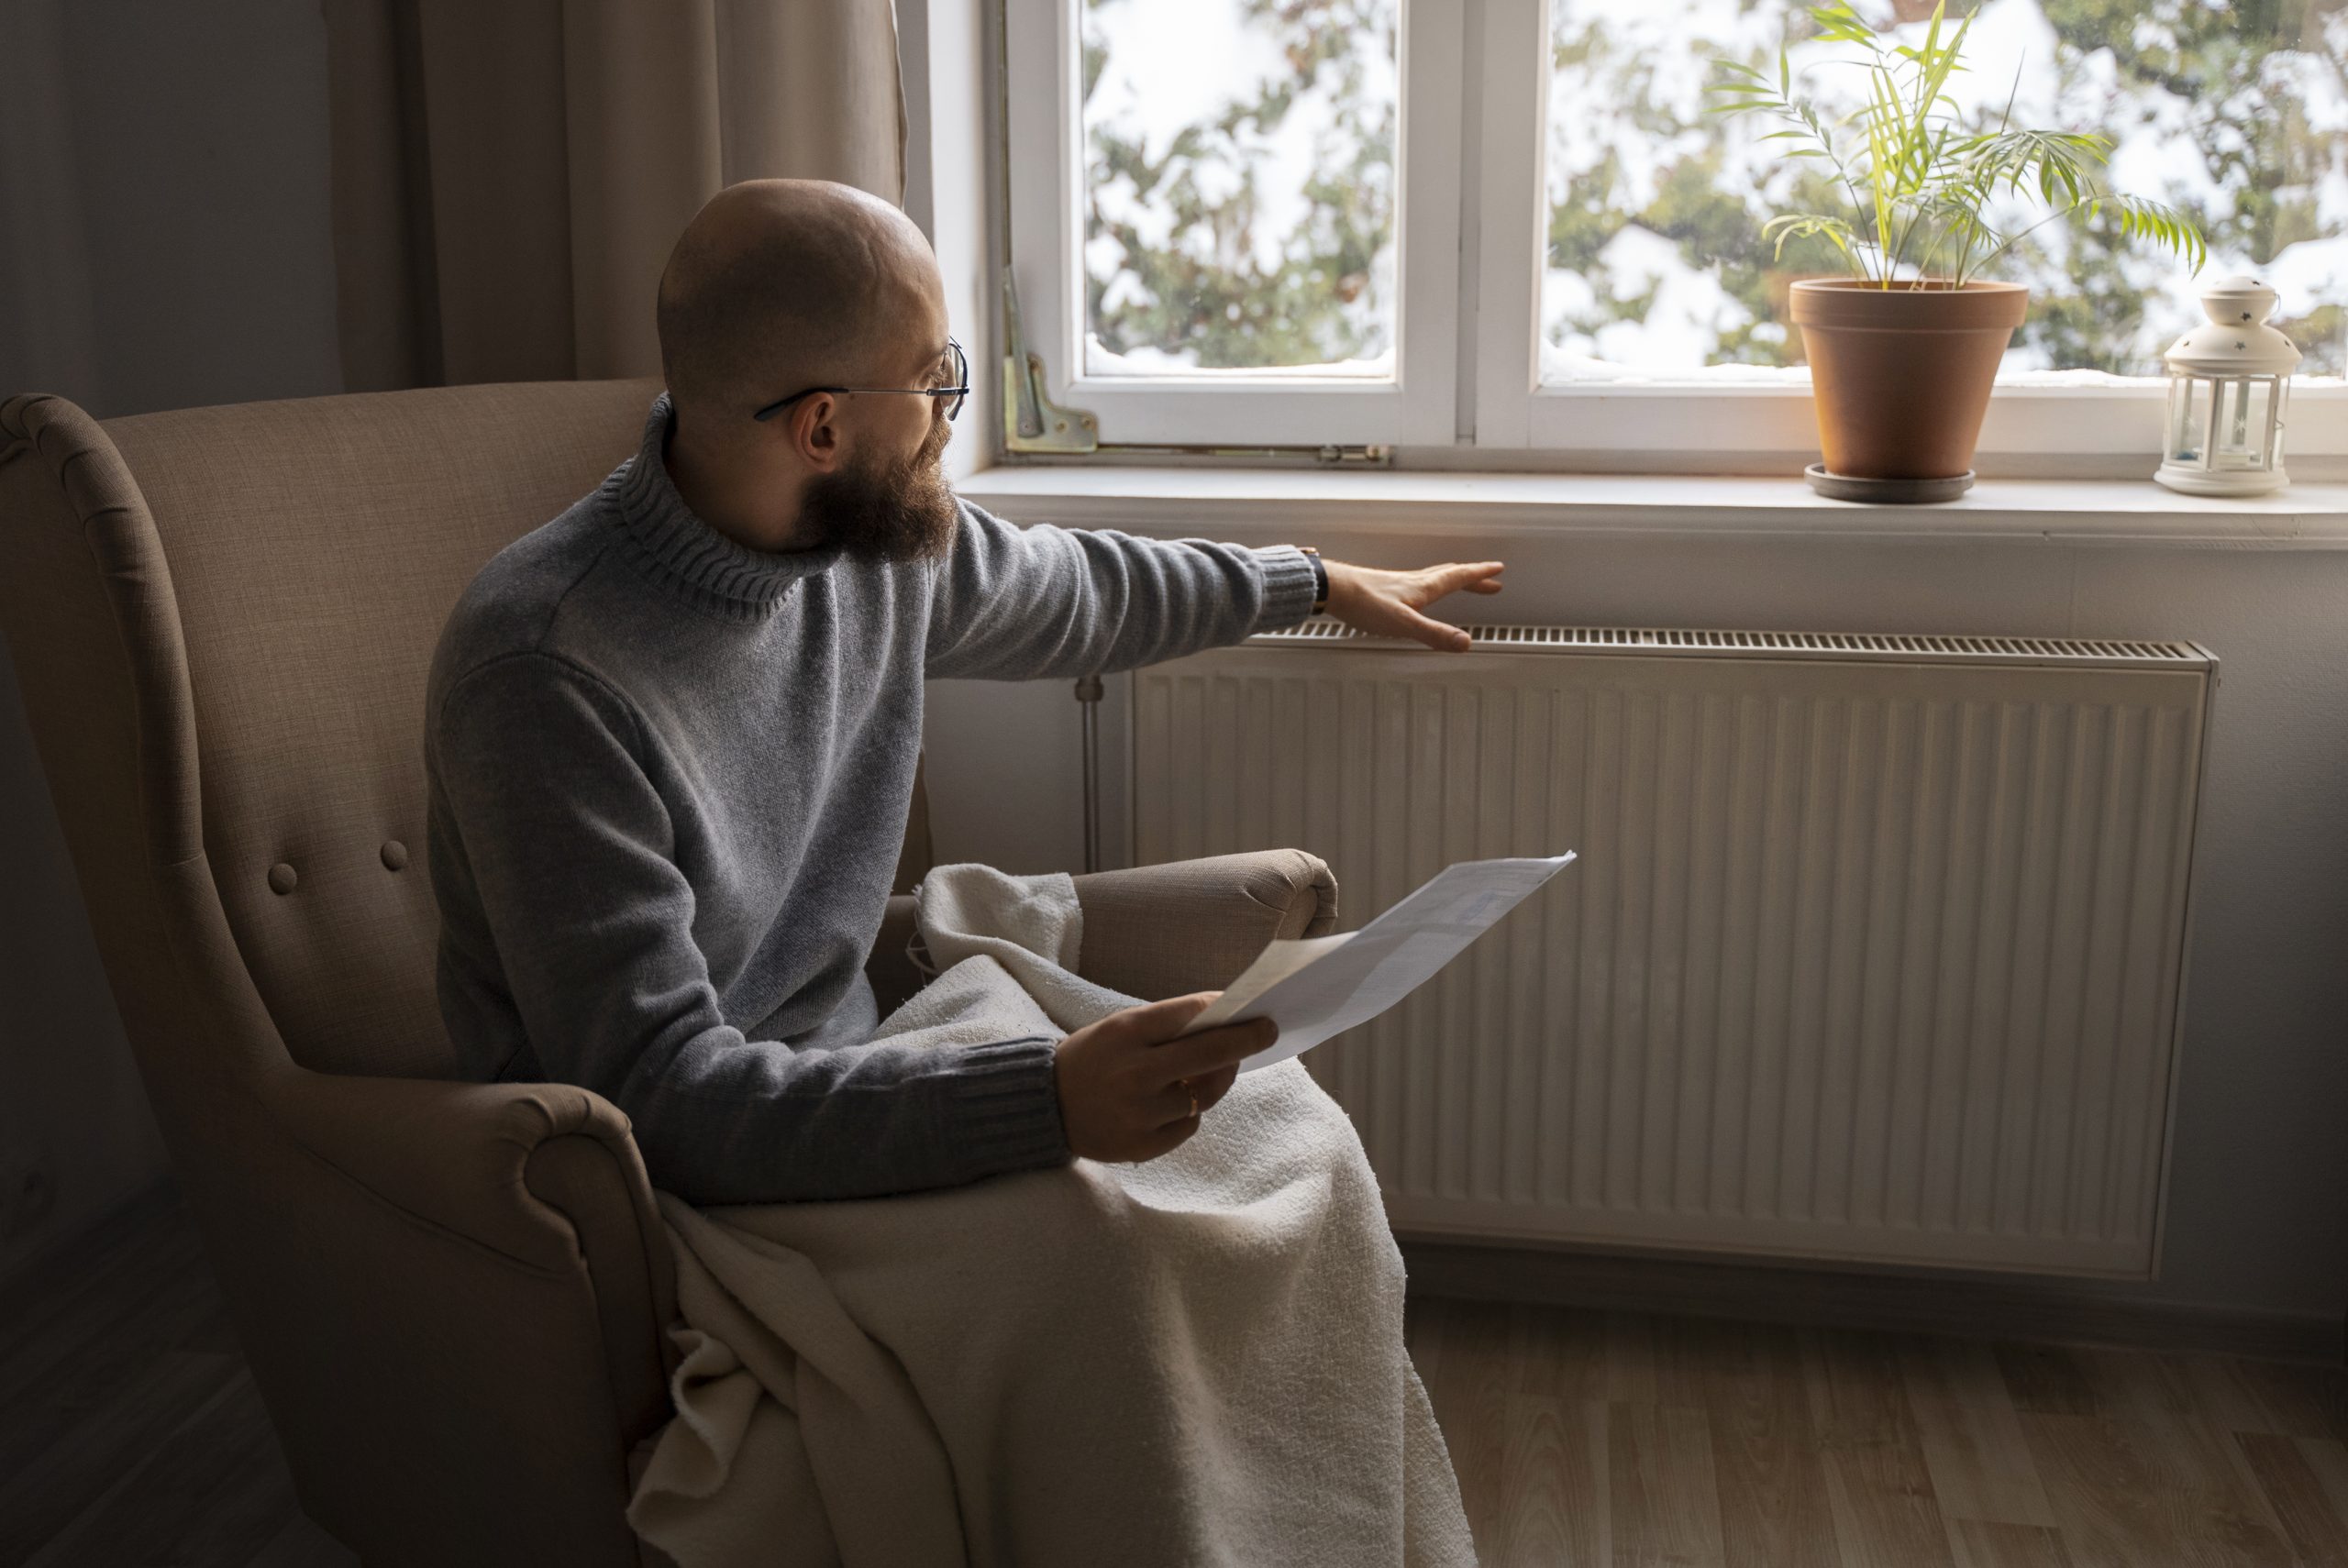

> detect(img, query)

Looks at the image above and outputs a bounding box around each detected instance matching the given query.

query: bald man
[424,179,1505,1205]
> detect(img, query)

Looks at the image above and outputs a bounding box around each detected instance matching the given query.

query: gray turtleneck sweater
[425,393,1318,1205]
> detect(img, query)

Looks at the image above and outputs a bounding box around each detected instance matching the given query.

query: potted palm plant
[1709,1,2208,501]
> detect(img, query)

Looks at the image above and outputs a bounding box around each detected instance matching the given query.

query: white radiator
[1128,621,2215,1277]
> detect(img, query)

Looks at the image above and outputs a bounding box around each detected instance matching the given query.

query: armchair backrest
[6,381,660,1078]
[0,380,935,1086]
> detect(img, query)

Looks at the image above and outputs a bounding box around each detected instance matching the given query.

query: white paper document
[1180,851,1578,1072]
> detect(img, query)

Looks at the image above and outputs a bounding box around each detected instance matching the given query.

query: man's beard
[798,419,958,564]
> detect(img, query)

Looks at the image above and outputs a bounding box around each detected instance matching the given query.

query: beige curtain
[323,0,906,391]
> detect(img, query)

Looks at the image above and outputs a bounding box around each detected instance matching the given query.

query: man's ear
[788,393,846,472]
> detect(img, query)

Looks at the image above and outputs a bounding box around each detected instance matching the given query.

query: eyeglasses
[753,337,969,425]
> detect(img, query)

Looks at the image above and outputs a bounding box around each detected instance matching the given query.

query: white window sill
[956,465,2348,550]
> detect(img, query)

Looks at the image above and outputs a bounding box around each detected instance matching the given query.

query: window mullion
[1468,0,1546,450]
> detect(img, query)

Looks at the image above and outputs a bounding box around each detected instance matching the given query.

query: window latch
[1002,272,1100,455]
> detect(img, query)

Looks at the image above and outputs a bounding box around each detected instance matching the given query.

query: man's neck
[661,419,816,555]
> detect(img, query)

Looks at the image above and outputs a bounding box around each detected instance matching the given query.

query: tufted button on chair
[0,381,1338,1568]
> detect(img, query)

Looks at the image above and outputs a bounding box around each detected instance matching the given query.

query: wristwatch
[1295,545,1330,615]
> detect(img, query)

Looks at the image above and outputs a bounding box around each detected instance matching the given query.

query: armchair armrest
[863,848,1338,1009]
[263,1071,645,1265]
[259,1067,677,1441]
[1073,848,1338,999]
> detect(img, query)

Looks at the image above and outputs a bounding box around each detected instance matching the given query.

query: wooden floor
[0,1184,351,1568]
[1408,1295,2348,1567]
[9,1185,2348,1568]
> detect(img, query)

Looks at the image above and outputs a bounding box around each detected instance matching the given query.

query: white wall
[925,521,2348,1331]
[0,0,343,1278]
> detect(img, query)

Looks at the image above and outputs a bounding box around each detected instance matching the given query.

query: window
[1080,0,1400,379]
[1007,0,1462,446]
[1005,0,2348,465]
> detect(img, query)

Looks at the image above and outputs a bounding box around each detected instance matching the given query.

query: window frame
[1470,0,2347,467]
[1003,0,1464,447]
[1006,0,2348,468]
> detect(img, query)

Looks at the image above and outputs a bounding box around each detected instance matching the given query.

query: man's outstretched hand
[1054,992,1273,1163]
[1324,558,1506,652]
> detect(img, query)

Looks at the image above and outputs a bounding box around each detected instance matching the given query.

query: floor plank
[0,1346,244,1562]
[2192,1356,2348,1441]
[1610,1402,1724,1567]
[1805,1330,1958,1568]
[1903,1334,2060,1529]
[26,1369,295,1568]
[2237,1432,2348,1567]
[1492,1391,1606,1566]
[16,1184,2348,1568]
[1601,1309,1668,1408]
[1416,1297,1518,1551]
[1704,1320,1842,1568]
[1996,1342,2099,1417]
[0,1197,227,1485]
[2081,1347,2298,1566]
[2021,1409,2295,1568]
[0,1188,346,1568]
[0,1184,186,1365]
[1517,1303,1611,1406]
[1946,1518,2077,1568]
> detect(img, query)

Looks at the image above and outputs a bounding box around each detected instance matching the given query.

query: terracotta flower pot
[1789,279,2030,481]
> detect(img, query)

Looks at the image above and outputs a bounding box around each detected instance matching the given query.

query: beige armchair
[0,380,1337,1567]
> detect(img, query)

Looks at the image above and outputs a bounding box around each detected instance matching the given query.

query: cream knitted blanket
[626,863,1476,1568]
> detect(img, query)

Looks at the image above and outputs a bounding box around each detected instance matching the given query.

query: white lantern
[2155,273,2300,496]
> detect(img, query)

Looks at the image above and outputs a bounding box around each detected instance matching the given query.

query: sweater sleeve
[924,497,1321,680]
[428,650,1070,1205]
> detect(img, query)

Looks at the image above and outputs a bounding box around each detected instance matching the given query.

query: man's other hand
[1324,558,1506,652]
[1054,992,1272,1163]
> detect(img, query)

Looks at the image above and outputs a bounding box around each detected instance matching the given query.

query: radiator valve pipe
[1075,674,1104,873]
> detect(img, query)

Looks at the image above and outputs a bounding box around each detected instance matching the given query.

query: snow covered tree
[1077,0,2346,380]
